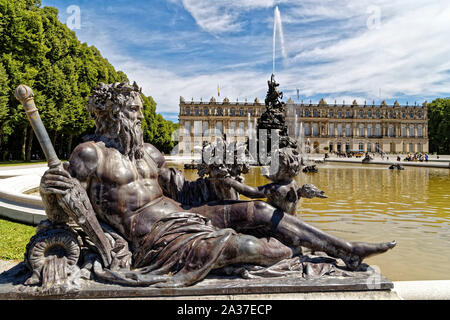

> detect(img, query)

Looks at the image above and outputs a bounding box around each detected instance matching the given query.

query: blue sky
[41,0,450,123]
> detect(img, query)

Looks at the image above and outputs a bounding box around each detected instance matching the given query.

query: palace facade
[178,96,429,155]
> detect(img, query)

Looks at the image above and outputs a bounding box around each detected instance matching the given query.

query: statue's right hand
[40,166,74,196]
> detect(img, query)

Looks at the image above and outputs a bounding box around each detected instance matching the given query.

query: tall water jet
[247,112,251,137]
[294,113,298,139]
[272,6,287,74]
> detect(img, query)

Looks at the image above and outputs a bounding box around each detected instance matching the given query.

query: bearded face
[116,93,145,160]
[92,91,145,160]
[118,112,145,160]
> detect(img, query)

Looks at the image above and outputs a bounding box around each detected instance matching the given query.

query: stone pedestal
[0,262,394,300]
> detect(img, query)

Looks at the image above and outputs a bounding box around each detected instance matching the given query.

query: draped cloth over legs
[91,212,370,288]
[93,212,236,287]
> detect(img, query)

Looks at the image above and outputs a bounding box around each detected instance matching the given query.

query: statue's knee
[238,236,261,258]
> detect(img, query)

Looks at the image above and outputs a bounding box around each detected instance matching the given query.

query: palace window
[375,142,380,153]
[195,108,199,116]
[345,124,351,137]
[249,109,253,116]
[402,112,406,119]
[313,123,319,137]
[409,125,414,137]
[367,143,372,152]
[388,126,394,137]
[410,112,414,119]
[329,111,334,117]
[204,108,208,116]
[203,122,209,135]
[229,122,236,136]
[305,110,310,117]
[194,121,202,136]
[358,142,364,151]
[375,125,381,137]
[346,111,351,118]
[329,123,334,136]
[359,111,364,118]
[186,108,190,115]
[238,122,245,136]
[418,125,423,137]
[338,111,342,118]
[337,124,343,137]
[184,121,191,135]
[376,111,380,119]
[304,123,310,136]
[367,125,372,137]
[401,126,406,137]
[359,124,364,137]
[240,109,244,116]
[231,109,235,116]
[368,111,372,118]
[418,112,422,119]
[216,122,223,134]
[217,108,223,116]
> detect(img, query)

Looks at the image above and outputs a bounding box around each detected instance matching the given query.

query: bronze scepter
[14,85,61,168]
[15,85,112,266]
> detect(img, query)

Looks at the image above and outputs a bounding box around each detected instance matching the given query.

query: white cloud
[286,1,450,99]
[179,0,280,33]
[121,60,269,113]
[67,0,450,117]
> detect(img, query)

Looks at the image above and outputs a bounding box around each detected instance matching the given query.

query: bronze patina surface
[6,79,396,296]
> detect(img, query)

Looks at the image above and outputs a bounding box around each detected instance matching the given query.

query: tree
[0,0,177,160]
[428,98,450,154]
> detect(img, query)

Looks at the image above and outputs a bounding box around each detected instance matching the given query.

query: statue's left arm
[143,144,215,205]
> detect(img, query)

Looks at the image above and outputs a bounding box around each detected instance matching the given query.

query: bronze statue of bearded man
[39,82,396,287]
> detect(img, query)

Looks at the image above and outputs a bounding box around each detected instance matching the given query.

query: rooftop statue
[14,82,396,294]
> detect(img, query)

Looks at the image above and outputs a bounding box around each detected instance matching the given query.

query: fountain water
[294,110,310,166]
[272,6,286,74]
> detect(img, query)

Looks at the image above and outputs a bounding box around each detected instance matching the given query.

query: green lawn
[0,218,36,261]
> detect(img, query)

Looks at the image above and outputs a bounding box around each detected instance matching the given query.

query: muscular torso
[68,141,184,242]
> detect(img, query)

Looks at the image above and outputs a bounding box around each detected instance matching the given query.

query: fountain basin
[0,174,46,225]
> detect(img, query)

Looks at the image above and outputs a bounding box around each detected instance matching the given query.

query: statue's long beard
[118,115,145,160]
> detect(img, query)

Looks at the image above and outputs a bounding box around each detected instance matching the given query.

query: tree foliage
[0,0,176,160]
[427,98,450,154]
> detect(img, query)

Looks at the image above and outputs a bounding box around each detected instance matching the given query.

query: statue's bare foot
[343,241,397,270]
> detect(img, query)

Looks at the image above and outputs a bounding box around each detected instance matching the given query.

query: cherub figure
[223,147,327,215]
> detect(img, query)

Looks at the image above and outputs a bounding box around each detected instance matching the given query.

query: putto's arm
[223,177,267,199]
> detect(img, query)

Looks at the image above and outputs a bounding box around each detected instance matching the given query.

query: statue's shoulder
[68,141,102,179]
[71,141,101,161]
[143,143,166,168]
